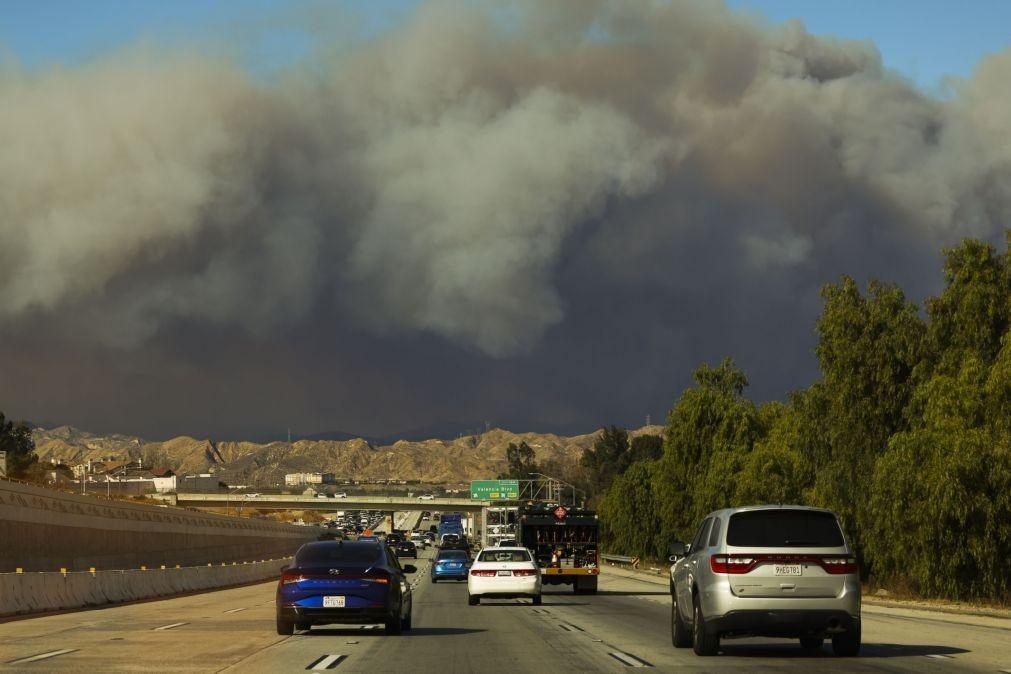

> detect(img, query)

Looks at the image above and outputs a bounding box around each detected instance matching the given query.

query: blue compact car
[431,549,471,582]
[276,541,416,635]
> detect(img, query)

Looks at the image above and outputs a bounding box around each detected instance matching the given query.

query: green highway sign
[470,479,520,500]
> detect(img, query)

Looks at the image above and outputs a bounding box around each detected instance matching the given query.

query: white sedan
[417,494,435,500]
[467,547,541,605]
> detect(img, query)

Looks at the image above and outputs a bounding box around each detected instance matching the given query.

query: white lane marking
[307,654,346,670]
[7,649,78,665]
[608,651,651,667]
[153,622,188,631]
[926,654,954,660]
[223,607,247,614]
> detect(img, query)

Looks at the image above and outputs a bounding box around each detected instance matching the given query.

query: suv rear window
[727,510,844,548]
[296,543,382,565]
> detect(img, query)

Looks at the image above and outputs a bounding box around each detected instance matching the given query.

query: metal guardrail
[601,553,640,568]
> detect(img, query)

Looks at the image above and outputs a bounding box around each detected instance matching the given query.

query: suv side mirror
[402,564,418,574]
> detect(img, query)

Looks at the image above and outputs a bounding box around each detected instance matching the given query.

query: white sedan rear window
[478,550,531,562]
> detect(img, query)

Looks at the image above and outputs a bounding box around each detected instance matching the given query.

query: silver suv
[668,505,860,657]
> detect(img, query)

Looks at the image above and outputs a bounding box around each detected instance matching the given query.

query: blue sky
[1,1,1008,89]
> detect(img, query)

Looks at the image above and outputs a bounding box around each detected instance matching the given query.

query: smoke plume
[2,0,1010,436]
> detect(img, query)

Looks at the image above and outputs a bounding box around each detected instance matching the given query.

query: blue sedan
[276,541,416,635]
[431,549,471,582]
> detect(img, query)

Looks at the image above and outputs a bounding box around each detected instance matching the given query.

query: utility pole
[646,413,651,427]
[287,428,291,443]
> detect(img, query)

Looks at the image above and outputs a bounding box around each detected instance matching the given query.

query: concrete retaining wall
[0,480,317,572]
[0,558,291,617]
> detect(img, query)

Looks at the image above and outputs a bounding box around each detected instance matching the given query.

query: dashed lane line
[607,651,652,668]
[306,654,347,670]
[926,654,954,660]
[153,622,188,631]
[7,649,78,665]
[223,607,247,614]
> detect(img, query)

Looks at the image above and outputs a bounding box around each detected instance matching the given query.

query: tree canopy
[596,236,1011,602]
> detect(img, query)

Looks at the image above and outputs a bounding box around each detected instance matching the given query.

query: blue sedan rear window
[296,543,382,565]
[437,551,468,560]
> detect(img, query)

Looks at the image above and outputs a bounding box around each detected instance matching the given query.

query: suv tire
[692,597,719,656]
[832,623,861,657]
[671,598,691,648]
[295,622,310,632]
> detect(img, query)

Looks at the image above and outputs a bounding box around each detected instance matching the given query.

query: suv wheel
[276,617,294,636]
[832,622,861,657]
[800,637,823,650]
[671,598,691,648]
[692,597,719,656]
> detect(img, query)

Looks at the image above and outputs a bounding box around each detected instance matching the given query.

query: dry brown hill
[32,425,665,485]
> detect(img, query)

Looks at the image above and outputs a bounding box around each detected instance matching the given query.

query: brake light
[710,555,756,574]
[470,569,497,577]
[820,557,859,574]
[281,570,306,584]
[710,554,859,574]
[512,569,538,577]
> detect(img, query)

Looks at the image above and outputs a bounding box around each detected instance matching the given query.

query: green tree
[580,426,630,495]
[808,277,926,556]
[651,358,763,546]
[599,460,661,558]
[628,434,663,465]
[497,441,539,479]
[0,412,37,478]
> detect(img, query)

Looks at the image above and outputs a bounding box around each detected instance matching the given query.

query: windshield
[726,510,844,548]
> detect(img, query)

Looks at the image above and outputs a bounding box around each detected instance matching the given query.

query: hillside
[31,425,665,485]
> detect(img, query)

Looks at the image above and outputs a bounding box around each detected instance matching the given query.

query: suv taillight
[820,557,858,574]
[710,555,756,574]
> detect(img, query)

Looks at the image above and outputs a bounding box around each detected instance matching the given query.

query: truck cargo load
[517,504,599,594]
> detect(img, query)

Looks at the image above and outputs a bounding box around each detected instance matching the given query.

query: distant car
[431,549,471,582]
[495,539,518,547]
[417,494,435,500]
[245,493,260,498]
[410,533,428,549]
[315,493,327,498]
[467,547,541,605]
[334,493,347,498]
[385,532,404,545]
[394,541,418,559]
[276,540,415,635]
[669,505,861,657]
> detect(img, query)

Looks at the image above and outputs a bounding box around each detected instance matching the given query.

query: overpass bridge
[162,493,492,515]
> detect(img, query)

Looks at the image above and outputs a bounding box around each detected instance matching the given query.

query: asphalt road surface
[3,542,1010,673]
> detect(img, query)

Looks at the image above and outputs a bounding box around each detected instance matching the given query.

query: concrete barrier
[0,558,291,617]
[0,480,316,572]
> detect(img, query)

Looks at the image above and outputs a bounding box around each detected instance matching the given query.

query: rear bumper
[708,610,859,638]
[278,606,393,625]
[468,576,540,596]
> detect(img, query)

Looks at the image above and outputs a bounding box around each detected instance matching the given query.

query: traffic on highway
[4,508,1010,673]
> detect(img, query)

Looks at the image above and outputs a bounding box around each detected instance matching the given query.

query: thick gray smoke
[2,0,1010,437]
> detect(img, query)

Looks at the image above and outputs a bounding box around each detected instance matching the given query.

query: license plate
[774,564,802,576]
[323,596,345,608]
[497,570,512,576]
[447,563,460,568]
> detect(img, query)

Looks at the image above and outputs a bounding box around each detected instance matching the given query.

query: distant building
[285,472,335,486]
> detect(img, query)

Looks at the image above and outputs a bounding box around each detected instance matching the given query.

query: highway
[3,546,1010,673]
